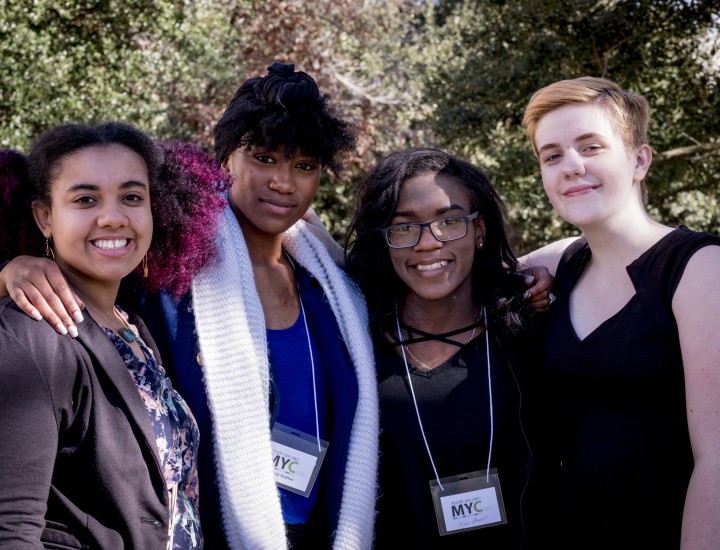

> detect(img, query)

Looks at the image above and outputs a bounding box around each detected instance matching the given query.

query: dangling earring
[45,238,55,260]
[142,254,148,278]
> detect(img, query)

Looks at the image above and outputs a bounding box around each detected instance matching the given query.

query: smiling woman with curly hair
[0,136,227,299]
[0,121,226,549]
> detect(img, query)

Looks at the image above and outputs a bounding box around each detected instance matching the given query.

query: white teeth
[93,239,128,250]
[416,260,447,271]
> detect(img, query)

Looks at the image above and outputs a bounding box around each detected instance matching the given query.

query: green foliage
[0,0,246,150]
[410,0,720,251]
[2,0,717,252]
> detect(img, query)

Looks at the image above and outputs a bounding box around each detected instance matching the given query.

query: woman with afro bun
[1,63,379,550]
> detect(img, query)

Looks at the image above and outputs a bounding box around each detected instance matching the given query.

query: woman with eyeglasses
[343,148,547,549]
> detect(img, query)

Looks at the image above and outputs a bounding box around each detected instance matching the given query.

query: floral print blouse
[103,307,203,549]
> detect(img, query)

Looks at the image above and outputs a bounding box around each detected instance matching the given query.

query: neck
[61,267,121,317]
[232,203,287,265]
[400,289,480,334]
[580,210,671,268]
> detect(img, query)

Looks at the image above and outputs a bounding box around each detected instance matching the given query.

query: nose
[414,224,442,250]
[269,160,295,193]
[561,148,585,178]
[97,200,129,227]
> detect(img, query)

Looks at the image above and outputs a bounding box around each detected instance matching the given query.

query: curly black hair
[213,62,356,176]
[0,124,228,297]
[345,147,535,336]
[0,149,38,259]
[1,123,162,262]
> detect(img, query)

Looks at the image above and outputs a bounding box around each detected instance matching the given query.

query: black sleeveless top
[542,227,720,550]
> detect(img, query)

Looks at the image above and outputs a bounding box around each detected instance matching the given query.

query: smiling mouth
[564,184,598,196]
[92,239,128,250]
[415,260,448,271]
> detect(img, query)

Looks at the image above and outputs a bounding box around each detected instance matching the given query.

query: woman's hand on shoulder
[301,207,346,268]
[0,256,83,336]
[518,236,579,277]
[519,265,555,313]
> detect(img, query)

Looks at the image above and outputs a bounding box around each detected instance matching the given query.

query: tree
[409,0,720,251]
[3,0,716,252]
[0,0,246,150]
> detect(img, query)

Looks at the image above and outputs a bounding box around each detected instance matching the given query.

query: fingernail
[55,323,68,336]
[30,310,43,321]
[73,311,84,323]
[68,325,79,338]
[524,275,535,285]
[523,290,531,300]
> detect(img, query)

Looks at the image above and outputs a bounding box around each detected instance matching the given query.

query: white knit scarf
[191,205,378,550]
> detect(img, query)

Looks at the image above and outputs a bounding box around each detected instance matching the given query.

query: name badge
[270,422,329,497]
[429,468,507,536]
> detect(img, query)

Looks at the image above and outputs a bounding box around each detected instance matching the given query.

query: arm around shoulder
[518,236,580,277]
[0,255,84,334]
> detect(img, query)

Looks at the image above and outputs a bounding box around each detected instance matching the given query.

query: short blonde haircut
[522,76,650,158]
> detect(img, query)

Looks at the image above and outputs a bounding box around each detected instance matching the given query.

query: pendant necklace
[113,307,140,343]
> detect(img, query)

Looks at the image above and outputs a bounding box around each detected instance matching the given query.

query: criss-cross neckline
[390,317,485,348]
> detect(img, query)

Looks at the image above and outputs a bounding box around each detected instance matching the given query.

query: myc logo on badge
[451,498,488,518]
[273,454,299,474]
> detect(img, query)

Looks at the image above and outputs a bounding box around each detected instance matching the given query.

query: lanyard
[394,306,494,490]
[283,252,322,452]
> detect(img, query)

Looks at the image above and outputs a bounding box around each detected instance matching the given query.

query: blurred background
[1,0,718,253]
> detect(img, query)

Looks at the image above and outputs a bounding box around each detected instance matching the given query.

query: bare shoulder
[518,236,581,276]
[673,244,720,317]
[678,244,720,287]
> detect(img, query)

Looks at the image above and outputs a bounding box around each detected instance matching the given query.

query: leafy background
[1,0,718,253]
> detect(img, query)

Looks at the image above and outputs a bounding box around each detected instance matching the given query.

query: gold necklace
[404,324,478,371]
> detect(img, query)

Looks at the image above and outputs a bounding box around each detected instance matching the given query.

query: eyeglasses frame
[381,211,480,249]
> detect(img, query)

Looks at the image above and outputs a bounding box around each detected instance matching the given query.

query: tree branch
[653,142,720,161]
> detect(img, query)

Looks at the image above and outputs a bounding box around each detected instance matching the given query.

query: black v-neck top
[542,226,720,549]
[373,330,533,549]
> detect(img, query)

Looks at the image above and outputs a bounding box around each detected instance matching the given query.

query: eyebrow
[393,203,466,219]
[65,180,148,193]
[537,132,605,153]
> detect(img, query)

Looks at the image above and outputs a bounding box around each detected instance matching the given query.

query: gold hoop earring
[45,238,55,260]
[142,254,148,278]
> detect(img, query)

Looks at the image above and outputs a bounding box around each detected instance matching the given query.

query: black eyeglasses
[381,211,480,249]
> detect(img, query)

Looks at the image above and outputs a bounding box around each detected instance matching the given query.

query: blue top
[267,303,329,525]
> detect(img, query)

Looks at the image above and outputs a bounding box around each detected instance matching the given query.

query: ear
[474,215,486,249]
[633,144,652,183]
[220,156,230,173]
[32,200,52,238]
